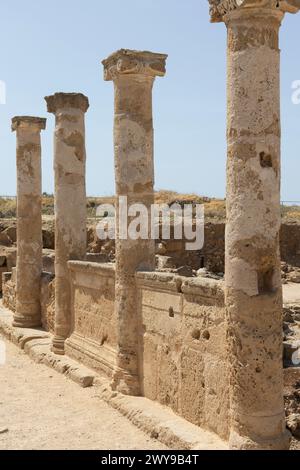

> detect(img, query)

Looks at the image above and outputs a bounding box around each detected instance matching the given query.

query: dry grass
[281,205,300,222]
[0,198,16,218]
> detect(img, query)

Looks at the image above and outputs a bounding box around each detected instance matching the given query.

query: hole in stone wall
[169,307,174,318]
[100,334,108,346]
[192,329,201,341]
[257,268,274,295]
[202,330,210,341]
[260,152,273,168]
[200,257,205,269]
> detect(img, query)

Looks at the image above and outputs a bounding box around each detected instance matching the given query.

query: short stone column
[45,93,89,355]
[12,116,46,328]
[208,1,299,450]
[102,49,167,395]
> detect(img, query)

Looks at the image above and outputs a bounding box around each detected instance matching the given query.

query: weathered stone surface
[102,49,167,81]
[45,93,89,355]
[208,0,300,450]
[284,368,300,439]
[65,261,117,377]
[11,116,46,328]
[208,0,300,23]
[136,272,229,439]
[40,272,55,333]
[176,266,194,277]
[156,255,177,270]
[102,50,167,396]
[3,226,17,244]
[0,231,12,247]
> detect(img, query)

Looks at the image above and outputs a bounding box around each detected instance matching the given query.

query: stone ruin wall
[135,271,229,439]
[64,263,229,439]
[1,260,229,439]
[2,1,300,445]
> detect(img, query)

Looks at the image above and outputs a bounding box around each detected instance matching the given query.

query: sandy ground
[0,334,167,450]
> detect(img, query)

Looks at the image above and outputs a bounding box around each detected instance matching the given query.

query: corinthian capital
[208,0,300,22]
[102,49,168,82]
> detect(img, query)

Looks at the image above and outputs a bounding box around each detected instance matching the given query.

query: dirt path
[0,334,167,450]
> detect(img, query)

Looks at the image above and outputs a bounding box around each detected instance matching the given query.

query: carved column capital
[102,49,168,82]
[12,116,46,132]
[45,92,89,114]
[208,0,300,23]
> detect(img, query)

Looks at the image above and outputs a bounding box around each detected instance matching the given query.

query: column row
[12,50,167,374]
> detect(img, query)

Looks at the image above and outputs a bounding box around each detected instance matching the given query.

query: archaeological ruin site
[1,0,300,452]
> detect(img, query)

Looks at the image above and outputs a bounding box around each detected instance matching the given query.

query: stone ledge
[0,301,228,450]
[135,271,182,293]
[68,260,115,276]
[93,377,228,450]
[0,307,49,348]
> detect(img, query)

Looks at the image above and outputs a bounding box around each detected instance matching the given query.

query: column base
[13,313,41,329]
[229,429,291,450]
[111,367,140,396]
[51,336,66,356]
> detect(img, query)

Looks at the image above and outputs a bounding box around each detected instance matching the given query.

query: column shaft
[114,75,155,395]
[12,117,46,328]
[225,8,287,449]
[45,93,89,355]
[102,49,167,395]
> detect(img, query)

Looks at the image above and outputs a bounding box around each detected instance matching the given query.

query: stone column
[208,0,300,450]
[45,93,89,355]
[12,116,46,328]
[102,50,167,395]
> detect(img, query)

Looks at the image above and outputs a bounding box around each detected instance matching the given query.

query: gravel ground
[0,334,167,450]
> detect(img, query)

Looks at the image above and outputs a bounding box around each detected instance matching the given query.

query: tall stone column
[102,50,167,395]
[208,0,300,450]
[45,93,89,355]
[12,116,46,328]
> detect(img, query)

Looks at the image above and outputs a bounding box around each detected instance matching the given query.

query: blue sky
[0,0,299,200]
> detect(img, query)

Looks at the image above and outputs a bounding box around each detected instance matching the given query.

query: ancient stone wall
[198,222,300,273]
[65,261,117,378]
[41,272,55,333]
[161,221,300,273]
[136,272,229,439]
[64,262,229,439]
[281,224,300,267]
